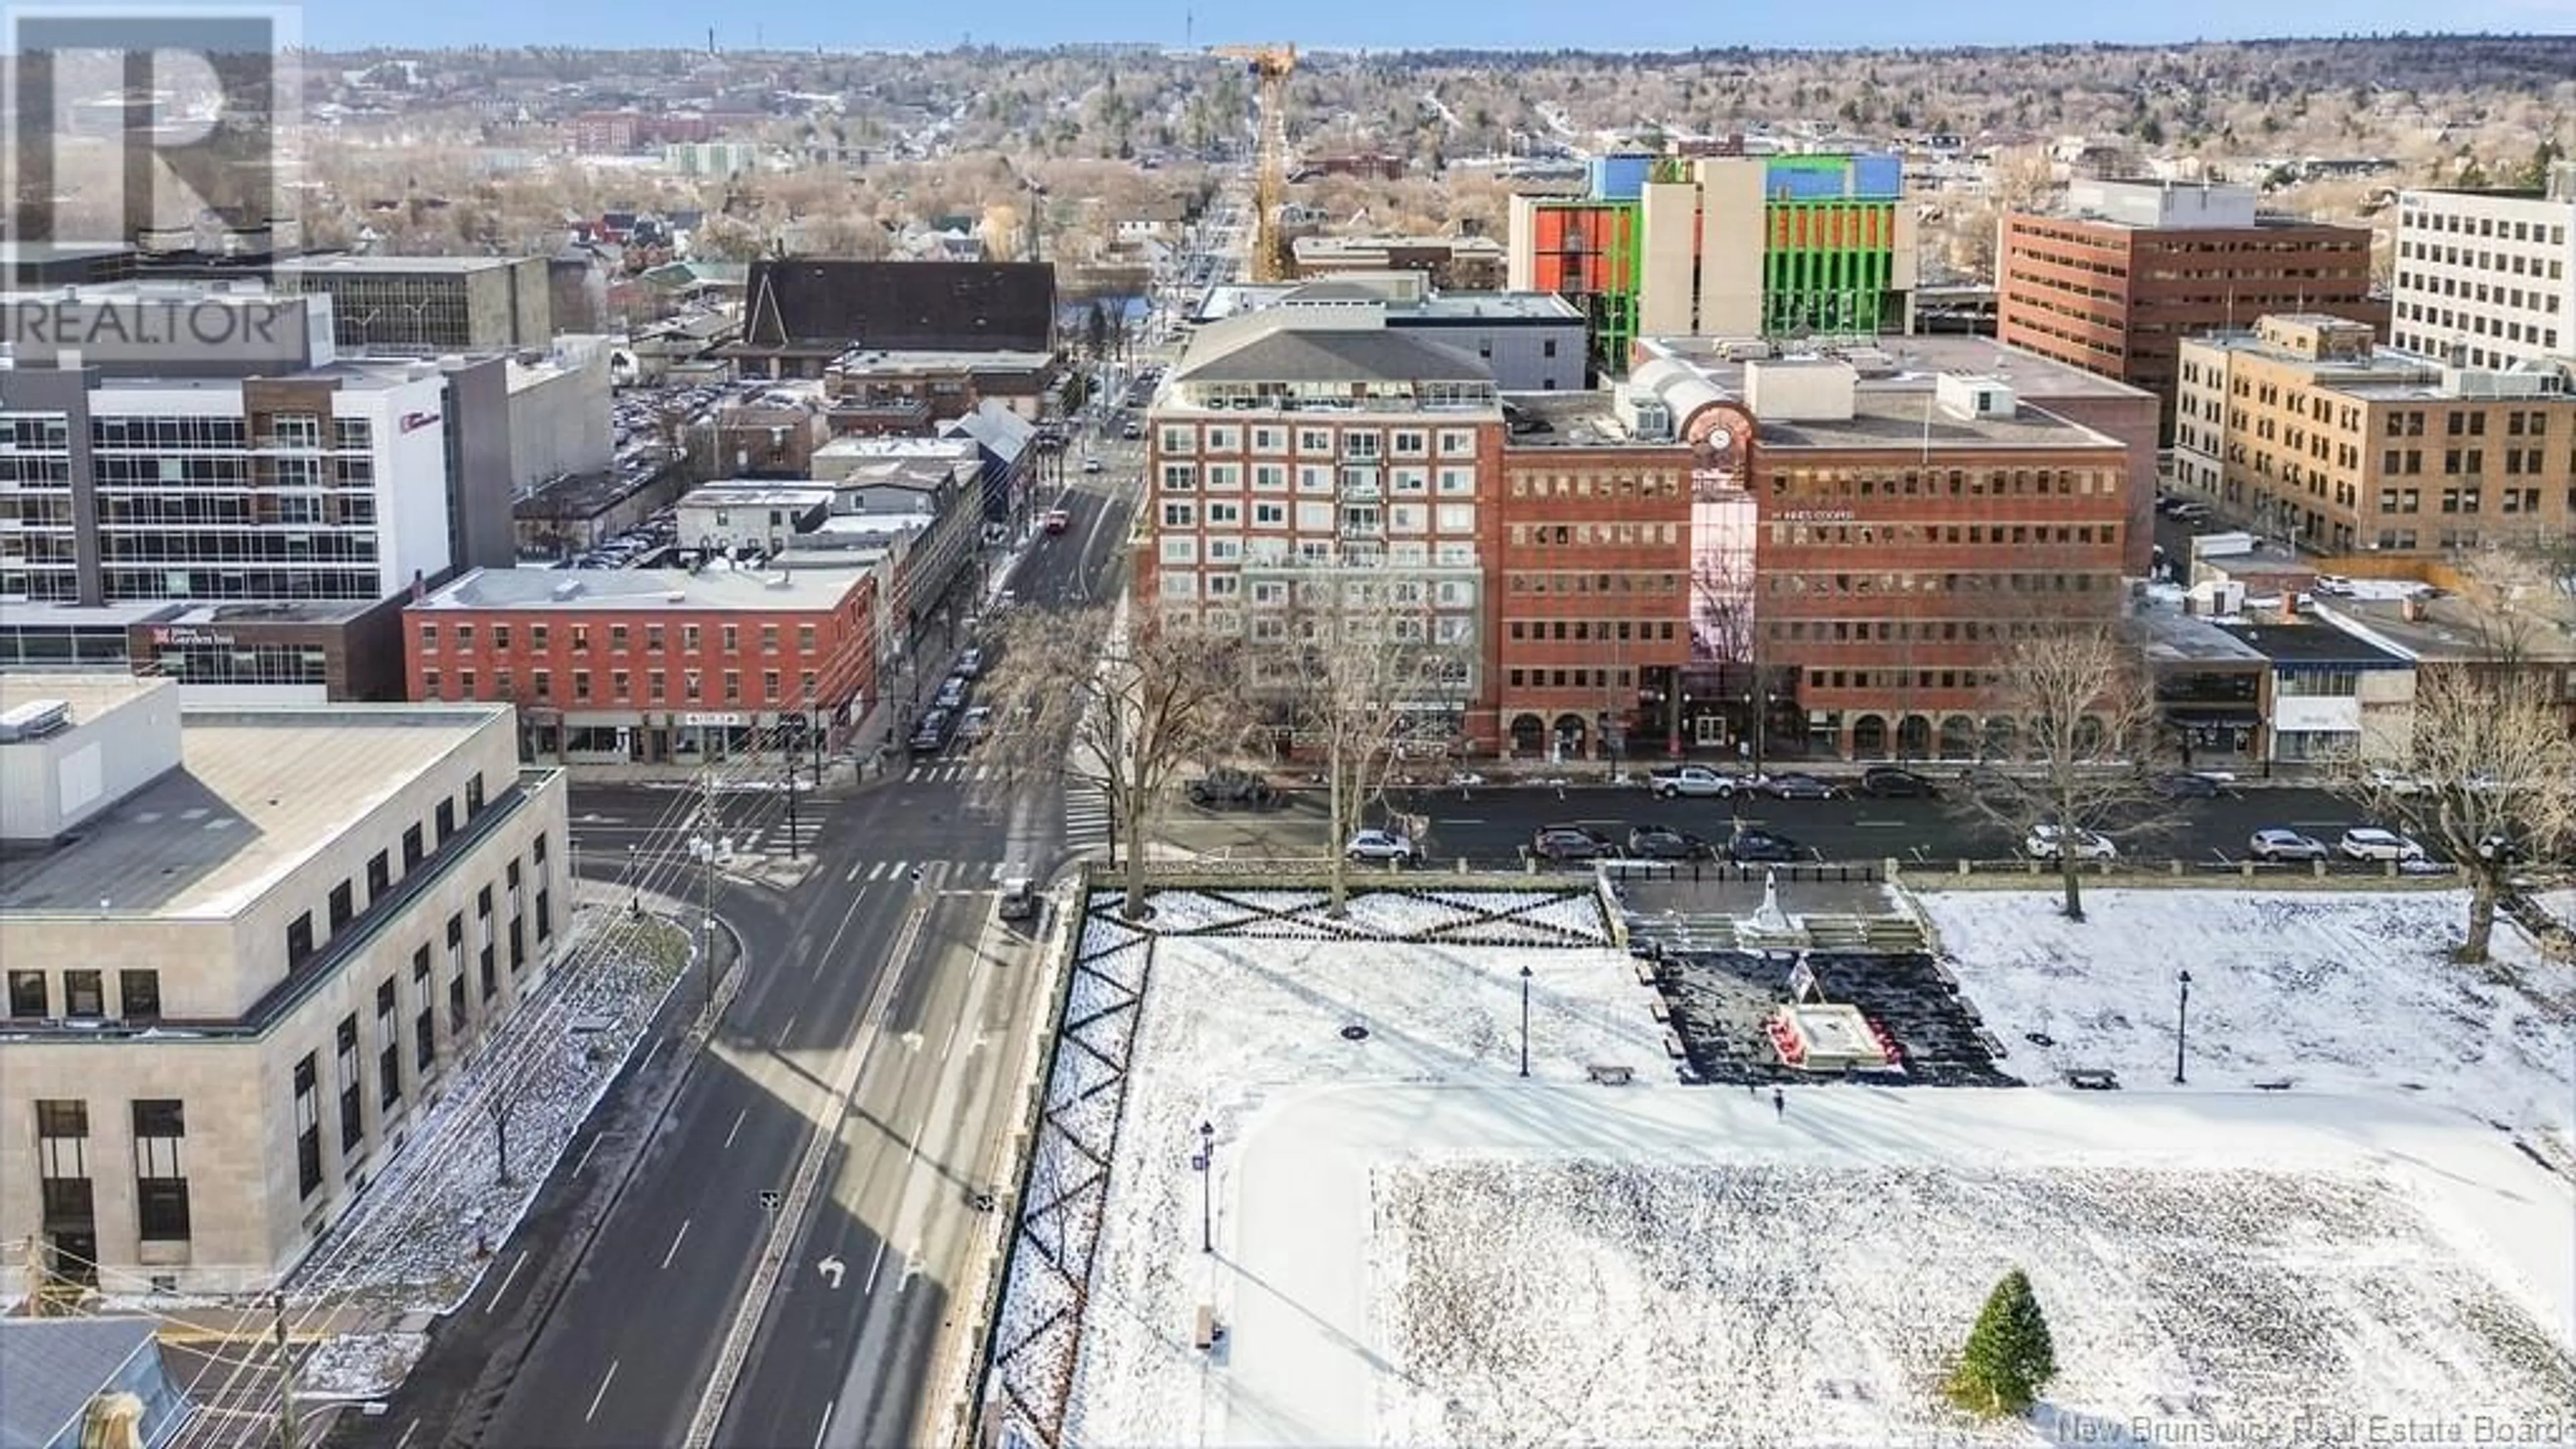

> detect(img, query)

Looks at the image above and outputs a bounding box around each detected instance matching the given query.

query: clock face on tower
[1686,405,1751,494]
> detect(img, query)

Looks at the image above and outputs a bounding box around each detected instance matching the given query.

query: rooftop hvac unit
[0,698,72,743]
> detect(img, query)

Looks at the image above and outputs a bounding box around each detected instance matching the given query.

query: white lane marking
[865,1241,887,1293]
[394,1419,420,1449]
[584,1360,619,1423]
[572,1136,602,1177]
[779,1013,798,1045]
[724,1108,748,1149]
[482,1249,529,1315]
[814,1400,836,1449]
[661,1219,691,1271]
[846,863,862,882]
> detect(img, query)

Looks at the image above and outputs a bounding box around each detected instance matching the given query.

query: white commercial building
[2390,164,2576,370]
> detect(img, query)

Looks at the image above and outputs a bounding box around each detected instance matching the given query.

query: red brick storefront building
[406,566,880,767]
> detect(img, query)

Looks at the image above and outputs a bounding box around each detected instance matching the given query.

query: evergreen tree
[1946,1268,2057,1418]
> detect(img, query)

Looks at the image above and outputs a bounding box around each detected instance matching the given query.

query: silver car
[2249,828,2328,862]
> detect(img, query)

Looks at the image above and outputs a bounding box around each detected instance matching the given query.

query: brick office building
[406,566,879,767]
[1627,354,2135,761]
[1998,180,2383,440]
[1493,394,1695,761]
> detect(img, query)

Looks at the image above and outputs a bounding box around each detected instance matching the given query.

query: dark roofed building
[727,260,1058,379]
[0,1317,191,1449]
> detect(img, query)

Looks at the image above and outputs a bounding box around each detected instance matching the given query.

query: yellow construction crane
[1209,43,1296,282]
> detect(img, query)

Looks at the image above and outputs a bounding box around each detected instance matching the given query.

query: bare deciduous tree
[2325,666,2576,964]
[1950,623,2169,922]
[972,598,1246,920]
[1258,571,1469,912]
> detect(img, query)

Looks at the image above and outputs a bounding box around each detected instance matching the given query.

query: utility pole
[700,759,717,1014]
[784,757,798,861]
[272,1290,301,1449]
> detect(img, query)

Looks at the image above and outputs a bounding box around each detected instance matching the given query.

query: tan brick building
[0,677,566,1291]
[2173,314,2576,557]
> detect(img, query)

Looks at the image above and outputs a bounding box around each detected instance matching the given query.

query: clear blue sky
[303,0,2570,52]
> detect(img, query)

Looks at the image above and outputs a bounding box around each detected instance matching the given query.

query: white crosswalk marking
[1063,783,1112,852]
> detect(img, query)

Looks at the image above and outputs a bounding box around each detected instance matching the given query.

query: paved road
[1153,781,2418,869]
[716,881,1048,1449]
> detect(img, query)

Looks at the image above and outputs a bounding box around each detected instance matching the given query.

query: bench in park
[1586,1064,1635,1086]
[1648,997,1672,1024]
[2065,1067,2120,1091]
[1662,1030,1688,1061]
[2253,1077,2294,1091]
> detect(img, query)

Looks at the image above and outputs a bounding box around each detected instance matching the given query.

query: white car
[2339,827,2426,863]
[2248,828,2330,862]
[2367,767,2429,796]
[1344,829,1416,865]
[2025,825,2117,861]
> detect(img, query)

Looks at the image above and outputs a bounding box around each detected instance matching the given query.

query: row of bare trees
[1955,612,2574,962]
[970,579,1464,922]
[973,561,2571,963]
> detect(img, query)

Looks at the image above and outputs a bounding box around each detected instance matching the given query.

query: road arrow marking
[901,1030,925,1052]
[818,1254,845,1290]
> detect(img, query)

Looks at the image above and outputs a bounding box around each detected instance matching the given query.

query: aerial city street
[0,15,2569,1449]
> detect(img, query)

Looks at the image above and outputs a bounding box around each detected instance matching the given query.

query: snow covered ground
[297,1331,428,1401]
[1915,888,2576,1136]
[287,906,692,1315]
[989,886,2575,1449]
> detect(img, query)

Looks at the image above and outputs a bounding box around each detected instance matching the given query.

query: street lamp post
[625,843,640,918]
[784,760,799,861]
[1519,965,1533,1079]
[2173,969,2193,1084]
[1194,1122,1215,1253]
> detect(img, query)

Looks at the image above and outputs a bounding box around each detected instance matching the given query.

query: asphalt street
[1160,780,2421,869]
[448,443,1138,1449]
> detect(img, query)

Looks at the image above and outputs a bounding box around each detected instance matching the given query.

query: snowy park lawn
[1913,888,2576,1136]
[1374,1136,2575,1448]
[1000,888,2575,1449]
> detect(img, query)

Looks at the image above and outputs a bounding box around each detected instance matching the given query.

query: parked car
[1648,765,1758,800]
[2248,828,2329,862]
[2367,767,2429,796]
[1344,829,1416,865]
[2149,771,2222,800]
[1187,767,1275,808]
[1043,508,1072,535]
[1626,826,1713,860]
[1859,765,1937,798]
[2339,827,2425,863]
[1763,773,1835,800]
[908,708,955,756]
[953,647,984,680]
[1531,825,1616,863]
[2025,825,2117,861]
[1728,829,1808,863]
[957,705,994,745]
[1082,455,1104,474]
[932,676,969,711]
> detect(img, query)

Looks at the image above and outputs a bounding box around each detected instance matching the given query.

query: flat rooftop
[1757,392,2117,451]
[2319,597,2576,665]
[0,701,506,918]
[1642,335,2153,402]
[0,672,165,724]
[1501,392,1665,449]
[678,484,835,508]
[414,564,864,613]
[828,348,1054,372]
[2135,606,2273,667]
[278,255,531,275]
[2214,621,2410,668]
